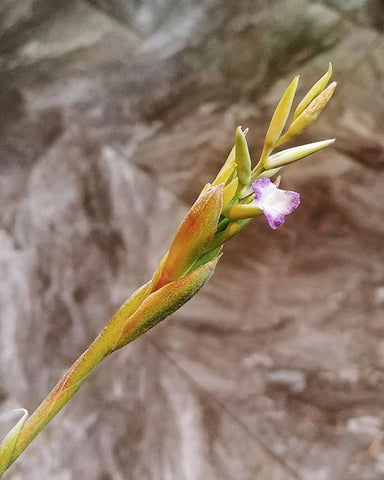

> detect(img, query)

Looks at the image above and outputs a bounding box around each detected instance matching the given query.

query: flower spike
[0,64,337,477]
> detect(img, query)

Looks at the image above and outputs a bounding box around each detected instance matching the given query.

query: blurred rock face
[1,1,384,479]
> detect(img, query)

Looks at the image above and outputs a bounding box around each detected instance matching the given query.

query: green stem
[3,329,110,473]
[0,259,216,476]
[0,282,152,477]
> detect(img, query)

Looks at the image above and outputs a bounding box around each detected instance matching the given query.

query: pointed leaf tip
[0,409,28,475]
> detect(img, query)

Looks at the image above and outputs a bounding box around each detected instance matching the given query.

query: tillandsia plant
[0,64,336,477]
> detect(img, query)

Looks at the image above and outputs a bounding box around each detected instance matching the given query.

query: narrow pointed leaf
[0,409,28,476]
[114,258,220,348]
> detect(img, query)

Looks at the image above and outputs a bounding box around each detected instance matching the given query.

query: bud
[263,76,299,150]
[264,138,335,169]
[294,63,333,120]
[253,75,299,173]
[276,81,337,146]
[235,126,251,185]
[114,257,220,348]
[155,184,223,288]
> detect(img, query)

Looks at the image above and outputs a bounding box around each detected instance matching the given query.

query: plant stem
[0,282,148,475]
[0,260,216,476]
[1,327,111,475]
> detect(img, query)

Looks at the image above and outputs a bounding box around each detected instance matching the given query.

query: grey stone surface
[1,1,384,479]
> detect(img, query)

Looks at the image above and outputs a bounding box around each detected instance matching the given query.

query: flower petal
[251,178,300,229]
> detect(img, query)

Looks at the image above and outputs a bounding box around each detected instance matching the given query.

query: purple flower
[252,178,300,229]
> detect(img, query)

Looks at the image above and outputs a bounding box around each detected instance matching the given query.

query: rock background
[1,1,384,479]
